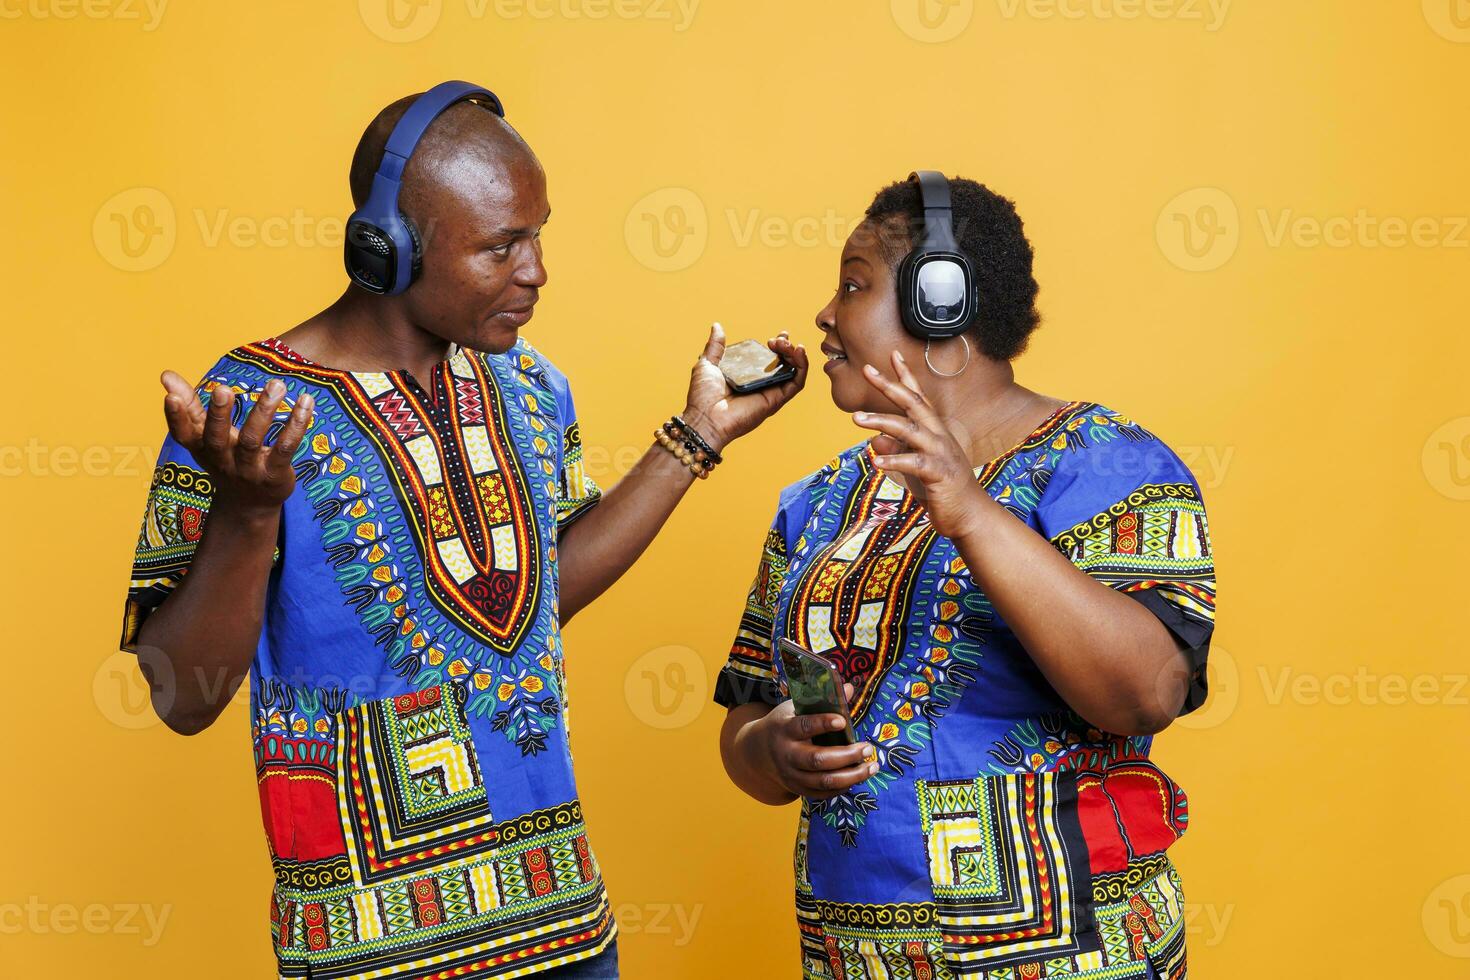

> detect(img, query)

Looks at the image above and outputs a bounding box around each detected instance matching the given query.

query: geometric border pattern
[917,773,1097,973]
[337,683,501,885]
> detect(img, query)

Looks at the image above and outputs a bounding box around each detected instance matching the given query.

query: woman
[717,174,1215,980]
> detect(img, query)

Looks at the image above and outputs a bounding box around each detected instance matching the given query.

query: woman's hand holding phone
[750,684,877,801]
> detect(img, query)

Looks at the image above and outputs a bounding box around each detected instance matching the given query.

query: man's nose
[515,245,548,288]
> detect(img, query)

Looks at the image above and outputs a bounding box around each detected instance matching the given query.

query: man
[120,82,807,979]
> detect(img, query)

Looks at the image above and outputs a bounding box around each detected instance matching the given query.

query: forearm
[720,703,798,806]
[951,495,1187,734]
[134,497,279,734]
[556,438,701,622]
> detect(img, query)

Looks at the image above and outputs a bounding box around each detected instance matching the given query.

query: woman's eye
[843,281,859,294]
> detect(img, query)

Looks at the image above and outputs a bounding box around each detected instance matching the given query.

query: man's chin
[470,320,522,355]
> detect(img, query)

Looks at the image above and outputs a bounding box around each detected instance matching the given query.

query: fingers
[201,385,236,464]
[794,759,880,798]
[160,371,206,450]
[851,410,935,450]
[869,452,929,479]
[701,321,727,365]
[788,740,873,774]
[266,392,314,475]
[861,361,940,427]
[889,349,928,399]
[770,334,809,393]
[785,710,846,742]
[236,380,286,458]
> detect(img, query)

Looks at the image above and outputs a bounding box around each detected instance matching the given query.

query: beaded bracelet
[654,416,721,479]
[671,415,723,465]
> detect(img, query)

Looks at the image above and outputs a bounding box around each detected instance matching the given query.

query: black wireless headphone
[895,171,979,339]
[344,81,505,295]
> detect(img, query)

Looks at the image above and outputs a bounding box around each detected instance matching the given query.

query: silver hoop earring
[924,335,971,378]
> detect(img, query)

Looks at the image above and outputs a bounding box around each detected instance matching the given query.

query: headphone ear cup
[895,251,926,339]
[402,213,424,283]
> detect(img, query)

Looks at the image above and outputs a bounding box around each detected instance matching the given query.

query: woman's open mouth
[821,345,848,372]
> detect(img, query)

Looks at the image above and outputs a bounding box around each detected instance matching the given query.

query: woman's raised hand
[160,370,314,514]
[851,350,989,540]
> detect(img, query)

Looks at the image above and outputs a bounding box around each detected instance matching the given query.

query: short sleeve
[713,473,822,709]
[1037,412,1217,715]
[547,367,601,532]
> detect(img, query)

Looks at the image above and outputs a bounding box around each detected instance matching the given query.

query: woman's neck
[922,356,1063,468]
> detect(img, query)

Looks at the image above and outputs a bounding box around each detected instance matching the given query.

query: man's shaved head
[343,90,552,355]
[349,94,537,213]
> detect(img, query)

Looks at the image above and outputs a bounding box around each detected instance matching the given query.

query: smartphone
[777,638,855,747]
[720,338,798,395]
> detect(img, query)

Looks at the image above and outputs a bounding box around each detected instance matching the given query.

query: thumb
[701,321,727,365]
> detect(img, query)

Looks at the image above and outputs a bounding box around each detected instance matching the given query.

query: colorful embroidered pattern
[917,774,1096,971]
[123,337,614,978]
[720,402,1216,979]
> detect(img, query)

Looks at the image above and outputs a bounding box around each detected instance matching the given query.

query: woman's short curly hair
[864,176,1041,360]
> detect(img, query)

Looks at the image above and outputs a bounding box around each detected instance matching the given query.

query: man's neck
[279,290,454,379]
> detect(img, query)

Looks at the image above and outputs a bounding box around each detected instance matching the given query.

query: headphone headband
[345,80,506,295]
[896,170,977,340]
[911,170,957,251]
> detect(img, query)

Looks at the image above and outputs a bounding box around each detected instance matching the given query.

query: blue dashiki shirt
[122,337,614,979]
[716,402,1217,980]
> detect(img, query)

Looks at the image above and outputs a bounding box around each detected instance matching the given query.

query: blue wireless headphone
[344,80,506,295]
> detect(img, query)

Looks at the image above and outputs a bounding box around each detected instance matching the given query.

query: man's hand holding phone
[750,684,878,801]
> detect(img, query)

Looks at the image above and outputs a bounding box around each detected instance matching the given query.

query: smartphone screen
[777,639,855,747]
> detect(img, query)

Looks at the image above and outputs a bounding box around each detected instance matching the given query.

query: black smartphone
[720,338,798,395]
[777,638,855,748]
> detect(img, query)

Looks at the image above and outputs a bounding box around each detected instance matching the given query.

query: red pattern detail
[456,377,485,425]
[1076,762,1186,874]
[255,736,348,862]
[824,935,847,980]
[903,941,934,979]
[525,847,555,896]
[303,902,329,950]
[1125,911,1148,959]
[412,877,443,927]
[180,505,204,541]
[395,686,442,717]
[1114,511,1140,554]
[372,389,427,440]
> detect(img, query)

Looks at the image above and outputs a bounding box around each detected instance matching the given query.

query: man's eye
[489,242,513,256]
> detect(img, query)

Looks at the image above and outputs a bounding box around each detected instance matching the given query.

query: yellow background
[4,0,1469,975]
